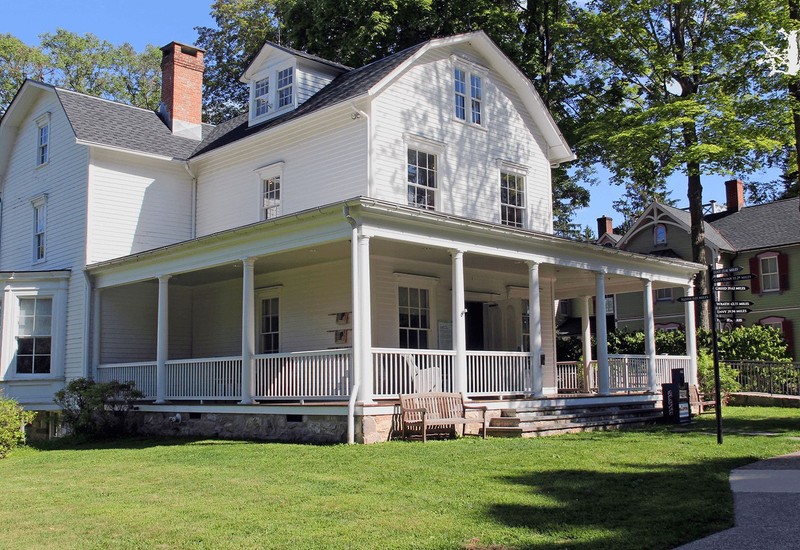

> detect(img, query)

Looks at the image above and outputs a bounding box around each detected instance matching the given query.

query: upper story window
[654,224,667,245]
[255,162,284,221]
[32,195,47,262]
[35,113,50,166]
[254,77,270,117]
[750,251,788,294]
[500,171,525,228]
[249,64,295,124]
[760,255,780,292]
[452,59,485,127]
[407,149,437,210]
[277,67,293,108]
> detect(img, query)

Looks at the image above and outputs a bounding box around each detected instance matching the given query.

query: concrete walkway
[677,451,800,549]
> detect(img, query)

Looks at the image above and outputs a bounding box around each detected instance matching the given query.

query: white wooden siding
[0,90,91,383]
[296,64,337,105]
[372,46,553,233]
[99,282,157,363]
[193,105,367,237]
[87,149,193,263]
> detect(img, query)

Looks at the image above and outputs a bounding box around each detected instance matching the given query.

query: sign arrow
[716,308,752,315]
[714,273,756,282]
[718,317,745,323]
[716,300,754,307]
[712,266,743,275]
[714,285,748,292]
[677,294,710,302]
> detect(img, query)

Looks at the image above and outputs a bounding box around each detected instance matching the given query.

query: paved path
[677,451,800,549]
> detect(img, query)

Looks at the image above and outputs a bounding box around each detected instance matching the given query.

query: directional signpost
[714,285,748,292]
[677,294,709,303]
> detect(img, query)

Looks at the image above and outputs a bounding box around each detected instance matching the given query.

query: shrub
[0,396,35,458]
[54,378,143,440]
[696,350,741,398]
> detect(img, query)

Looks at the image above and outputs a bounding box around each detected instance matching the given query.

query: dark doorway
[465,301,485,350]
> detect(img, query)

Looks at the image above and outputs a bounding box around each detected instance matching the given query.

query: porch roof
[85,197,703,289]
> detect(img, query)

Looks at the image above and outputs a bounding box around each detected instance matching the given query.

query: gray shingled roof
[708,197,800,250]
[55,88,207,160]
[658,203,735,251]
[191,42,425,157]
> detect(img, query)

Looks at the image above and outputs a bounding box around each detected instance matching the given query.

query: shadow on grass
[487,456,760,550]
[26,435,292,452]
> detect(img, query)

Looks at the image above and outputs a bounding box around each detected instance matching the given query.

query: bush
[54,378,143,440]
[696,351,741,398]
[0,396,35,458]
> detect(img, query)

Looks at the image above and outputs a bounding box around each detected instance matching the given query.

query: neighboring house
[607,179,799,357]
[0,32,702,443]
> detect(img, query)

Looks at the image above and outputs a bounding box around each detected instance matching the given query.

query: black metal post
[708,265,723,444]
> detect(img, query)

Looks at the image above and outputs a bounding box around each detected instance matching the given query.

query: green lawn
[2,407,799,549]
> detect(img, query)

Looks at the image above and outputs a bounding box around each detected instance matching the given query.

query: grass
[1,406,799,549]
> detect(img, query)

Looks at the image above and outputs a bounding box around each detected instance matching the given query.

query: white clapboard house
[0,32,702,442]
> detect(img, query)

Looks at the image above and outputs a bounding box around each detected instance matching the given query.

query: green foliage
[54,378,143,440]
[697,325,792,362]
[696,350,741,397]
[0,33,46,116]
[0,395,35,458]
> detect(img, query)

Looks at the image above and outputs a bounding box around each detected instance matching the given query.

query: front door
[465,301,485,350]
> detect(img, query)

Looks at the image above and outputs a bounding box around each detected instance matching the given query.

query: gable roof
[241,41,351,81]
[707,197,800,251]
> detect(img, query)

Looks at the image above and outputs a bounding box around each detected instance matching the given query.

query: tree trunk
[684,123,710,329]
[790,0,800,206]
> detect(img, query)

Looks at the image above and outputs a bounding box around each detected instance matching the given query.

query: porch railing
[732,360,800,396]
[166,357,242,400]
[466,351,530,396]
[254,349,352,400]
[555,361,597,393]
[372,349,455,397]
[96,361,157,397]
[556,355,692,393]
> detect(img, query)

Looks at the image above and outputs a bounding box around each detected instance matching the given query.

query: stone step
[486,426,524,438]
[514,407,658,424]
[521,415,659,437]
[489,417,521,428]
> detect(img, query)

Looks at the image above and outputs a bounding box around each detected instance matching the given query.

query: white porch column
[684,284,698,386]
[581,295,592,392]
[240,258,256,405]
[356,234,374,404]
[643,279,658,392]
[155,274,171,404]
[91,287,101,380]
[595,271,610,395]
[528,261,544,397]
[451,250,468,395]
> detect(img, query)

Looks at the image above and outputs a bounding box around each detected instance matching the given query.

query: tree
[574,0,789,327]
[0,34,46,116]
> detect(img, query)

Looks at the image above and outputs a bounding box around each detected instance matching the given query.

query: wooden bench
[399,392,487,442]
[690,385,715,414]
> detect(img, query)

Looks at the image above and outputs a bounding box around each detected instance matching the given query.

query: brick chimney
[597,215,614,237]
[725,179,744,213]
[160,42,205,140]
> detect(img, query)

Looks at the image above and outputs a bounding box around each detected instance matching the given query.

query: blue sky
[3,0,768,232]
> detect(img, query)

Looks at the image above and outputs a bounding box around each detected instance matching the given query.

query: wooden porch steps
[486,402,661,438]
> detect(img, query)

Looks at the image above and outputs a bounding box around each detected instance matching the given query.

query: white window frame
[394,273,439,349]
[404,134,445,212]
[604,295,615,315]
[32,194,47,263]
[0,273,68,381]
[654,223,667,245]
[451,57,487,127]
[249,61,296,125]
[760,316,785,333]
[35,113,50,166]
[15,296,53,375]
[276,66,294,109]
[254,77,270,117]
[497,159,528,228]
[654,287,673,302]
[255,162,285,221]
[255,286,282,354]
[759,252,780,293]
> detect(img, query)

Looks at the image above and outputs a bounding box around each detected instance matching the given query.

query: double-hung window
[399,286,430,349]
[655,288,673,302]
[35,113,50,166]
[256,287,282,354]
[407,149,437,210]
[256,162,284,221]
[16,297,52,374]
[250,65,295,124]
[453,62,484,126]
[254,77,270,117]
[277,67,293,109]
[760,255,780,292]
[32,196,47,262]
[500,172,525,227]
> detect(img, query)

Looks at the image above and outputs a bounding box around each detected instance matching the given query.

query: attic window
[452,57,487,127]
[277,67,293,108]
[654,224,667,245]
[255,78,270,116]
[35,113,50,166]
[249,63,296,124]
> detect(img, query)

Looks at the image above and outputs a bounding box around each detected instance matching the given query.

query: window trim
[499,168,526,228]
[758,252,780,293]
[394,273,439,349]
[255,162,285,221]
[31,194,47,263]
[654,287,674,303]
[255,286,282,354]
[654,223,667,246]
[248,61,296,126]
[759,316,785,332]
[451,56,488,128]
[35,113,50,167]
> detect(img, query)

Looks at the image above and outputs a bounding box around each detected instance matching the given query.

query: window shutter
[749,256,760,294]
[778,252,790,291]
[782,319,794,358]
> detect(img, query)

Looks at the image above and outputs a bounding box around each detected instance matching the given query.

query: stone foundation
[135,411,348,444]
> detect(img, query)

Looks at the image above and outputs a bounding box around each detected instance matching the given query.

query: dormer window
[254,78,270,116]
[249,63,296,124]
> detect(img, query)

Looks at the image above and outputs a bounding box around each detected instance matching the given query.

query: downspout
[350,103,371,197]
[344,205,360,444]
[184,161,197,239]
